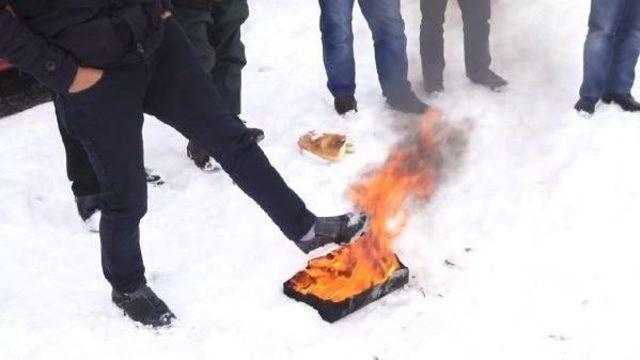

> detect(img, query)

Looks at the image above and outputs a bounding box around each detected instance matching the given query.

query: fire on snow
[290,110,449,302]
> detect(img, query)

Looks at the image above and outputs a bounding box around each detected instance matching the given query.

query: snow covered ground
[2,0,640,359]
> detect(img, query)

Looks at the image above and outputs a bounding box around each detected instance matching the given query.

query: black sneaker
[294,213,368,254]
[112,285,176,328]
[601,93,640,112]
[75,194,102,222]
[334,95,358,115]
[468,69,508,91]
[387,91,429,114]
[574,97,598,116]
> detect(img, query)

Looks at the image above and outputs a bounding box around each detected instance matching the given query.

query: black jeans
[55,101,100,197]
[55,18,316,292]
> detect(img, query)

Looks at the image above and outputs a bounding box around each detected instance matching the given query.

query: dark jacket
[0,0,168,94]
[172,0,228,11]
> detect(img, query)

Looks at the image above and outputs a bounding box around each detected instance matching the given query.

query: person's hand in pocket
[69,67,104,94]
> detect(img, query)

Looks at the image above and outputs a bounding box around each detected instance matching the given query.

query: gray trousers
[420,0,492,85]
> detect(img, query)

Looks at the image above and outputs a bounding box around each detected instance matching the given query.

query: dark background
[0,69,51,118]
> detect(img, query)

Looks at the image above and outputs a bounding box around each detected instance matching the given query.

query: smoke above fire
[290,110,471,302]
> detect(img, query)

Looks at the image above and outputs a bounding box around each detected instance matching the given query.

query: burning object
[284,245,409,323]
[285,110,470,322]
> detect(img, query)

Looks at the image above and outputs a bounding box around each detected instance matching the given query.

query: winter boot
[387,91,429,114]
[334,95,358,115]
[601,93,640,112]
[187,140,219,172]
[112,285,176,328]
[233,116,265,143]
[468,69,508,91]
[574,97,598,116]
[187,116,264,172]
[294,213,368,254]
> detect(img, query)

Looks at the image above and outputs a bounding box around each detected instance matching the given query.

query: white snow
[2,0,640,359]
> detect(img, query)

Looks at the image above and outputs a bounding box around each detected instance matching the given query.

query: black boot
[75,194,102,222]
[602,93,640,112]
[468,69,508,91]
[234,116,265,143]
[334,95,358,115]
[387,91,429,114]
[294,213,368,254]
[574,97,598,116]
[187,140,217,172]
[187,116,264,171]
[112,285,176,328]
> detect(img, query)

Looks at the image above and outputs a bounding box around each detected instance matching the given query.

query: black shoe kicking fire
[602,93,640,112]
[295,213,368,254]
[334,95,358,115]
[112,285,176,328]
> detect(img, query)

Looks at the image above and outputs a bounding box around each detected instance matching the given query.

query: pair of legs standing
[318,0,427,115]
[576,0,640,114]
[420,0,507,92]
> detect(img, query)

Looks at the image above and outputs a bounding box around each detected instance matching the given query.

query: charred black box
[283,258,409,323]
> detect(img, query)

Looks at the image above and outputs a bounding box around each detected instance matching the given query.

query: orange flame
[290,110,443,302]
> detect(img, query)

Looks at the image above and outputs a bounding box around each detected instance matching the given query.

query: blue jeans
[580,0,640,98]
[319,0,412,99]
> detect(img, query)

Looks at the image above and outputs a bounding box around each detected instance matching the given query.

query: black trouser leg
[420,0,448,86]
[56,65,149,293]
[458,0,492,76]
[54,96,101,197]
[144,19,315,241]
[209,0,249,115]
